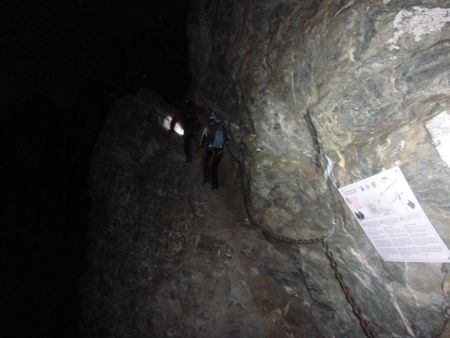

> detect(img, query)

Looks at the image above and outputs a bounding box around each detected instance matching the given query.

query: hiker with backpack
[200,114,230,190]
[170,99,200,162]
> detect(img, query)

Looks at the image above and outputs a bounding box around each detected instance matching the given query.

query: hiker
[170,99,199,162]
[200,115,230,189]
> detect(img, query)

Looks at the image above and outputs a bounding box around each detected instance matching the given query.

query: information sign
[339,167,450,262]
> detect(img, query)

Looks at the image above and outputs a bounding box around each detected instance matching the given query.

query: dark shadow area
[1,98,89,338]
[75,28,192,150]
[1,0,192,337]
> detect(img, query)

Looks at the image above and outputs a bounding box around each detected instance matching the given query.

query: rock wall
[80,90,178,337]
[189,0,450,336]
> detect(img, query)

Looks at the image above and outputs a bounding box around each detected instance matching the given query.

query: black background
[1,1,191,337]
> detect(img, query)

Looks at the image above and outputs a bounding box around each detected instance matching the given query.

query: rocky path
[145,134,324,338]
[82,92,351,337]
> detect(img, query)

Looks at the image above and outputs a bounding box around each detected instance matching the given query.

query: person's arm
[224,126,231,144]
[200,126,208,148]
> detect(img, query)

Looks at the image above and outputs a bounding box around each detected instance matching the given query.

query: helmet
[208,114,217,123]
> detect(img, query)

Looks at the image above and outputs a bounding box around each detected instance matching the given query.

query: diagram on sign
[339,167,450,263]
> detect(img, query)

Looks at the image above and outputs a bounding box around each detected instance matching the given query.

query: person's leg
[183,132,193,162]
[203,149,213,183]
[211,149,223,189]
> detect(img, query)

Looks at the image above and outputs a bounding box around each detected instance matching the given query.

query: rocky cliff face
[189,0,450,336]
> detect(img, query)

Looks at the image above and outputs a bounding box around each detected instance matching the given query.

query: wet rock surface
[189,0,450,336]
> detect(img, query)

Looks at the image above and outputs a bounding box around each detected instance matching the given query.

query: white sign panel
[339,167,450,262]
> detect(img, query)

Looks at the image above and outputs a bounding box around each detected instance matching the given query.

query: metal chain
[227,143,377,337]
[322,241,377,338]
[229,144,331,244]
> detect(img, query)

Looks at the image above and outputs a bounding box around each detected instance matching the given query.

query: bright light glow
[162,115,184,135]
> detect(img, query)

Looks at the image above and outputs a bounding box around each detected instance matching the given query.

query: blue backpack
[212,128,225,148]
